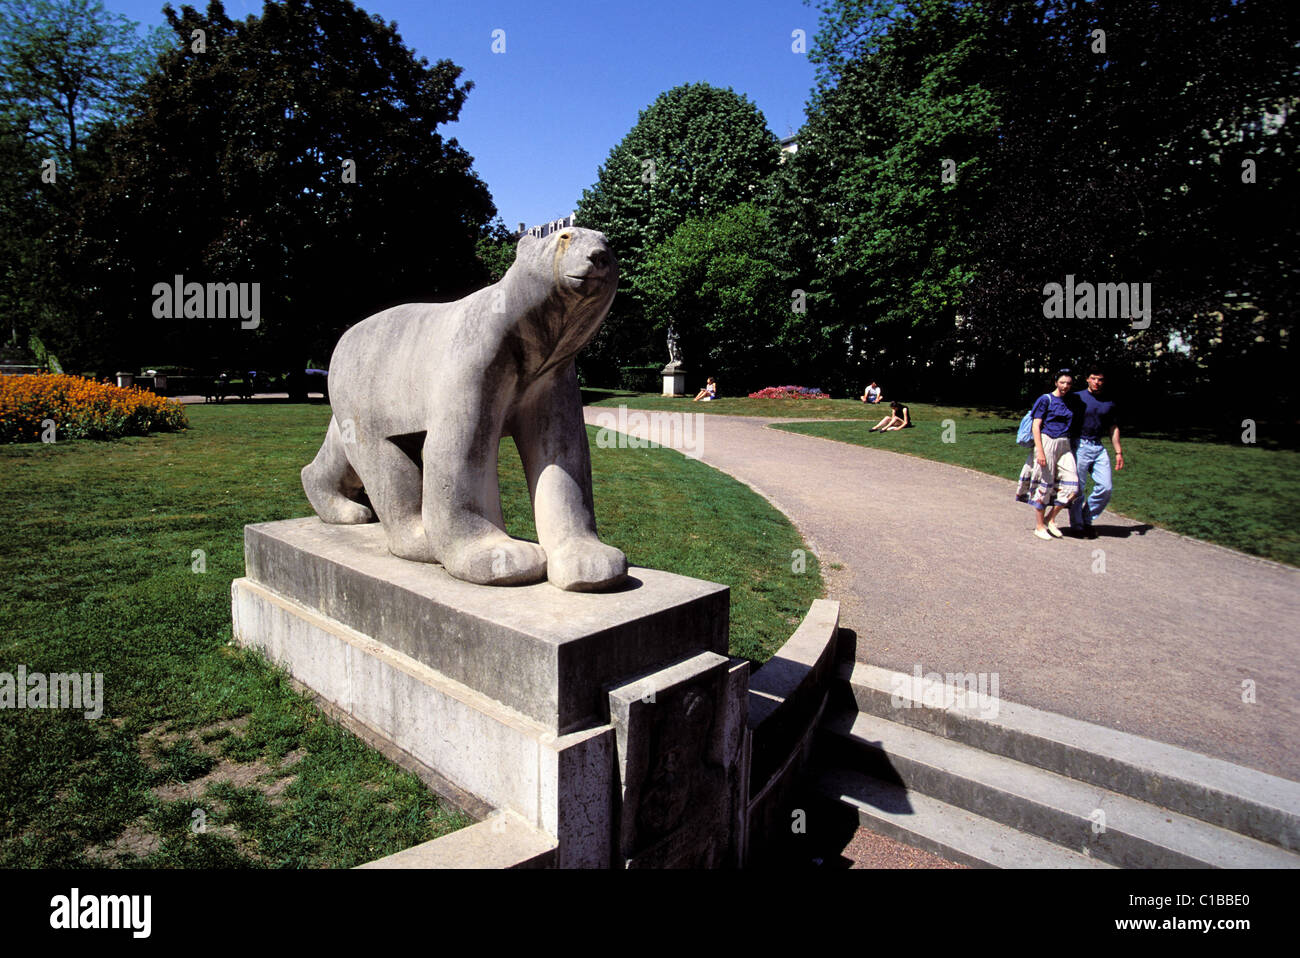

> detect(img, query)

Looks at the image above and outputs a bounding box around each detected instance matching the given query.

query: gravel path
[584,406,1300,782]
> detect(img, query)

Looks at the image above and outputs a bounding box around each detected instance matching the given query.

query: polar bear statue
[301,227,628,592]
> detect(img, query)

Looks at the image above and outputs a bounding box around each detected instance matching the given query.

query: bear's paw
[547,538,628,592]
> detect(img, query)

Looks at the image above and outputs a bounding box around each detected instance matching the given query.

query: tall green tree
[576,83,781,381]
[641,202,791,391]
[0,0,163,163]
[0,0,162,364]
[776,0,1002,396]
[788,0,1296,407]
[961,0,1297,406]
[70,0,498,374]
[0,123,50,352]
[474,221,518,284]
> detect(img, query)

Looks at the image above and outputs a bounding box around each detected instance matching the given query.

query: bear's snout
[560,233,616,284]
[574,247,612,283]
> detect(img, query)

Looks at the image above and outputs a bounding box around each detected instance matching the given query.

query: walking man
[1069,368,1124,538]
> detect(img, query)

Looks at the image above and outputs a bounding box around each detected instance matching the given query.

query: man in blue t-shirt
[1068,368,1125,538]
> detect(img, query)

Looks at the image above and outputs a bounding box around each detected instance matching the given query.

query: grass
[0,401,821,867]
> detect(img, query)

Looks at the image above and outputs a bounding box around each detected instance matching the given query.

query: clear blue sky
[104,0,820,230]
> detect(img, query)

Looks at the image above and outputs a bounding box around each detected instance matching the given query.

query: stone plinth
[231,516,741,867]
[240,518,727,734]
[661,365,687,396]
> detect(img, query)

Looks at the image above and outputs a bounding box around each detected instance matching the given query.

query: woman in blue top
[1015,370,1081,540]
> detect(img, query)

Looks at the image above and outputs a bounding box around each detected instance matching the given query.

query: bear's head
[513,227,617,302]
[509,227,618,369]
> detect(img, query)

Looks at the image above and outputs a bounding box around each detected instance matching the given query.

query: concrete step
[812,766,1113,869]
[840,661,1300,851]
[358,811,557,869]
[821,708,1300,868]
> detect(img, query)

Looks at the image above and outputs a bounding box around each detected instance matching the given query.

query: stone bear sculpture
[302,227,628,592]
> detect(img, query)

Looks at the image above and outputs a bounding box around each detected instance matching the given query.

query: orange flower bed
[0,373,188,443]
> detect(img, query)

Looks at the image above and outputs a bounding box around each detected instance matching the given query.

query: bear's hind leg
[302,416,374,524]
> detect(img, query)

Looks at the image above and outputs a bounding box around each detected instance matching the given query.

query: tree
[0,0,163,163]
[777,0,1003,396]
[641,202,791,391]
[790,0,1296,409]
[0,123,48,350]
[475,221,518,284]
[0,0,162,364]
[961,0,1297,408]
[68,0,498,375]
[575,83,781,381]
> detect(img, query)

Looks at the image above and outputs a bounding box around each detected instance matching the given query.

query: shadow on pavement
[1094,523,1155,538]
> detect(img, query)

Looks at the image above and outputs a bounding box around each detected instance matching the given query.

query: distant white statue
[666,325,682,368]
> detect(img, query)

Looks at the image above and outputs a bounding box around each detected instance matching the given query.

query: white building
[515,212,576,239]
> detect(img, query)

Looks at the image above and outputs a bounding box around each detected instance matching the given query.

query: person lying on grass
[870,401,911,431]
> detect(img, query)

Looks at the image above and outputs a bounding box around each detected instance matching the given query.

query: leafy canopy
[69,0,498,372]
[576,82,780,377]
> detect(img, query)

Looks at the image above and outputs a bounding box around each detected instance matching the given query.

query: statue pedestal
[661,364,687,396]
[231,517,748,867]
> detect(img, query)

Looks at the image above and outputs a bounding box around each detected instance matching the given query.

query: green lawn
[0,402,821,867]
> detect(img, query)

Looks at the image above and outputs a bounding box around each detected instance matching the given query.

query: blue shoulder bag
[1017,395,1050,447]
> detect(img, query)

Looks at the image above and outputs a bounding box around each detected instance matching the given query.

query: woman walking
[1016,370,1080,539]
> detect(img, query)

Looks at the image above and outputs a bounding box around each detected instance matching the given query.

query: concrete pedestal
[661,365,687,396]
[231,517,746,867]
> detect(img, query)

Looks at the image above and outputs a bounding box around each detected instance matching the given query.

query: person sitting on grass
[861,381,882,403]
[692,377,717,402]
[870,400,911,431]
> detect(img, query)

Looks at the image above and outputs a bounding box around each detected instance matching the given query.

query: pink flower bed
[746,385,830,400]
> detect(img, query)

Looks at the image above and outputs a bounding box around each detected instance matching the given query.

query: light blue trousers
[1069,438,1112,527]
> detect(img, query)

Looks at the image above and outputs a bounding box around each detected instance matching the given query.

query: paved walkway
[584,407,1300,782]
[171,392,326,404]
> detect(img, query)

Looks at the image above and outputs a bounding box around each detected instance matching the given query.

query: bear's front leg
[513,363,628,591]
[422,399,547,586]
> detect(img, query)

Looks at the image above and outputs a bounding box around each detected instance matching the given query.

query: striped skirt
[1015,434,1080,509]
